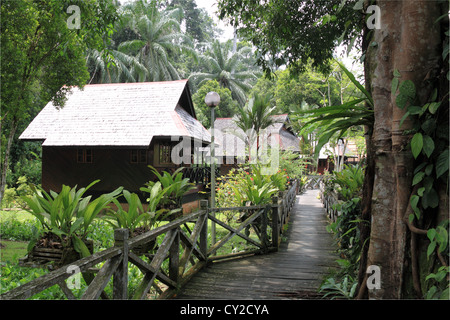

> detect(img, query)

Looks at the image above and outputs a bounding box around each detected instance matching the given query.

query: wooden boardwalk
[174,189,338,300]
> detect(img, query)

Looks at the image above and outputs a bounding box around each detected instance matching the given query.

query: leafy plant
[104,190,147,234]
[331,164,364,201]
[106,185,178,237]
[425,265,450,300]
[278,150,310,180]
[21,180,123,256]
[393,68,449,298]
[295,61,374,158]
[319,275,358,299]
[322,164,366,297]
[228,164,280,206]
[140,181,180,225]
[146,166,195,209]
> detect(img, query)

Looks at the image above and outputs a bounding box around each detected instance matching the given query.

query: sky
[194,0,235,40]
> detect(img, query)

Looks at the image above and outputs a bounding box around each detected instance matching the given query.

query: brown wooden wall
[42,147,156,195]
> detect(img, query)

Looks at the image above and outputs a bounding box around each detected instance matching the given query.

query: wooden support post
[199,200,208,259]
[261,205,269,252]
[113,228,129,299]
[169,229,180,284]
[271,196,279,250]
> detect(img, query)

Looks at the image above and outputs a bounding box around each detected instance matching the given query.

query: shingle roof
[212,114,300,157]
[19,80,211,147]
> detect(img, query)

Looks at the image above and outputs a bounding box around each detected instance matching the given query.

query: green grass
[0,209,35,223]
[0,240,28,264]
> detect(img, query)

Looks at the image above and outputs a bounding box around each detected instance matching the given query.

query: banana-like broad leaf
[72,235,91,258]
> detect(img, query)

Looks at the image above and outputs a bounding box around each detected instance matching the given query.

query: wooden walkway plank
[174,189,338,300]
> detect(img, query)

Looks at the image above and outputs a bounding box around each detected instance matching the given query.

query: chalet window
[159,143,172,165]
[131,149,147,164]
[77,149,93,163]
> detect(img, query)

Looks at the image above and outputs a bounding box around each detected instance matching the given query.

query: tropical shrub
[321,164,366,299]
[216,164,288,209]
[1,186,16,208]
[1,176,33,208]
[216,168,247,209]
[145,166,195,209]
[21,180,122,257]
[332,164,364,201]
[279,150,310,180]
[104,189,149,234]
[107,183,180,235]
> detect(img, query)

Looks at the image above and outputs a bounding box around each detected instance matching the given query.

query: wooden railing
[305,175,324,189]
[319,179,339,222]
[182,166,220,185]
[1,180,298,300]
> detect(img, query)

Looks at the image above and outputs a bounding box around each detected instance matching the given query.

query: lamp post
[205,91,220,245]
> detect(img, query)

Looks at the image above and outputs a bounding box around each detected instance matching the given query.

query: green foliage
[1,187,17,209]
[392,73,449,222]
[217,0,361,75]
[319,275,357,299]
[1,0,119,206]
[191,80,239,128]
[168,0,221,43]
[143,166,195,209]
[189,40,259,105]
[216,164,287,208]
[7,149,42,189]
[105,186,175,234]
[332,164,364,201]
[295,61,373,158]
[427,221,449,259]
[0,213,41,242]
[321,164,366,298]
[425,265,450,300]
[21,181,123,256]
[216,168,247,209]
[105,190,147,233]
[230,164,279,206]
[1,176,35,209]
[0,218,128,299]
[279,151,309,180]
[392,66,449,299]
[232,92,279,155]
[116,0,196,82]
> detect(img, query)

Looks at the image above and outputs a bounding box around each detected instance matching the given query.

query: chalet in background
[213,115,301,174]
[19,80,211,201]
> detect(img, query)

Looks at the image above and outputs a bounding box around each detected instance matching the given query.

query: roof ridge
[64,79,189,88]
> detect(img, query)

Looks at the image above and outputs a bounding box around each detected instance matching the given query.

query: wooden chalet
[317,139,362,174]
[212,114,301,174]
[19,80,211,199]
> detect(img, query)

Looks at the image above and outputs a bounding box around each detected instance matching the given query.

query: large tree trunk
[364,0,442,299]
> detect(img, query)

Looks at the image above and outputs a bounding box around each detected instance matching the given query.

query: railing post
[113,228,129,299]
[261,205,269,252]
[199,200,209,259]
[169,229,180,284]
[271,196,279,250]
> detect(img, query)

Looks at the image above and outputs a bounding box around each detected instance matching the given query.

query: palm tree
[189,40,260,105]
[118,0,196,82]
[86,48,148,84]
[232,92,279,160]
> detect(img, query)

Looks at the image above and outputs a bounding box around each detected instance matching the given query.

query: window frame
[77,149,93,163]
[130,149,148,164]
